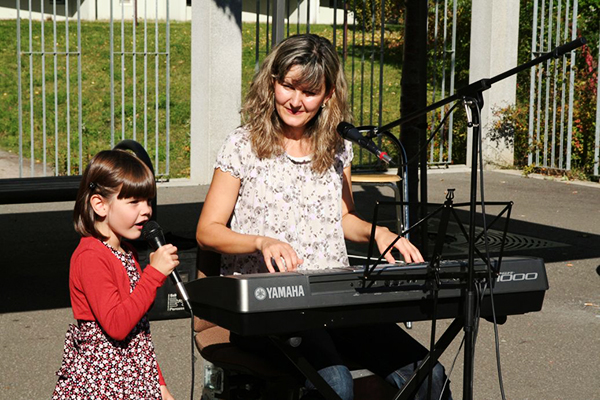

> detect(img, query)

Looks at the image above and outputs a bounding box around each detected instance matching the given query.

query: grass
[0,19,191,177]
[1,19,435,177]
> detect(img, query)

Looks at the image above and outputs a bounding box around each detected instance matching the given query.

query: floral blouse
[215,126,354,275]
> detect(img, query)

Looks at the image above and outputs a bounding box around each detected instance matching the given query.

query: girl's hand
[374,226,424,264]
[149,244,179,277]
[256,236,303,273]
[160,384,175,400]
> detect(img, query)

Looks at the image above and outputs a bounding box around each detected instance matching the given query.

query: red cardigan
[69,236,168,385]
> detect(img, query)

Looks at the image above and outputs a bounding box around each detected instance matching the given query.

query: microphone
[141,221,192,312]
[337,122,392,164]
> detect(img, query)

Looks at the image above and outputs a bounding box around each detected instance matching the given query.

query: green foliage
[507,0,600,179]
[352,0,406,29]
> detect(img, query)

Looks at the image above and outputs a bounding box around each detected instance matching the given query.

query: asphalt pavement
[0,168,598,399]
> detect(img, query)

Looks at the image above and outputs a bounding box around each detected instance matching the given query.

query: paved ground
[0,168,599,399]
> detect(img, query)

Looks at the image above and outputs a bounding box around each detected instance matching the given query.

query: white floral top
[215,126,354,275]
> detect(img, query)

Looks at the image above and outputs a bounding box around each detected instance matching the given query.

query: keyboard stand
[392,318,463,400]
[269,335,343,400]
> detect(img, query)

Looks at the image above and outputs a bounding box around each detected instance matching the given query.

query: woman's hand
[149,244,179,277]
[160,384,175,400]
[256,236,304,273]
[374,226,424,264]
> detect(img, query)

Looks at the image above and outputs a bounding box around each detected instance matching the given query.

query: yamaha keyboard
[185,256,548,336]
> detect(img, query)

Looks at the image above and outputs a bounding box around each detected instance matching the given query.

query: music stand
[359,37,586,400]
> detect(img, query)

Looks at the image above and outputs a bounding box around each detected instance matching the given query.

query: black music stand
[358,37,586,400]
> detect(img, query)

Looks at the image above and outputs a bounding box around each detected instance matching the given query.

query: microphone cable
[188,306,196,400]
[474,101,507,400]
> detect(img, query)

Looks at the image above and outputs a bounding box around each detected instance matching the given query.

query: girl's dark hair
[73,149,156,240]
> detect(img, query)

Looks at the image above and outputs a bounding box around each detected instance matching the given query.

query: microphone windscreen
[141,221,165,251]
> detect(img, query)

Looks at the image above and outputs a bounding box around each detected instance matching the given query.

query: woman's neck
[282,128,312,157]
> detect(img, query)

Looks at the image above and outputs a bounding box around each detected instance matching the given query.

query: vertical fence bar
[286,0,290,37]
[110,0,115,147]
[535,0,546,166]
[550,0,561,169]
[350,0,356,117]
[448,0,457,164]
[17,0,23,177]
[255,0,260,71]
[332,0,337,47]
[558,0,570,169]
[28,0,34,176]
[166,0,171,175]
[439,0,449,164]
[368,0,375,129]
[528,0,539,166]
[77,0,83,172]
[377,0,384,127]
[144,0,148,149]
[122,0,126,141]
[133,0,137,141]
[266,0,270,52]
[542,0,552,168]
[594,35,600,176]
[41,0,47,175]
[429,0,439,164]
[53,0,59,174]
[565,0,578,171]
[155,0,159,172]
[65,0,72,174]
[306,0,310,33]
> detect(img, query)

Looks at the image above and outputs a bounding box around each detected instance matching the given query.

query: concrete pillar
[468,0,520,168]
[190,0,242,184]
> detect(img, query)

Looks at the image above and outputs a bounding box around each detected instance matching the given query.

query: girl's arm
[73,248,167,341]
[340,166,424,264]
[196,168,302,272]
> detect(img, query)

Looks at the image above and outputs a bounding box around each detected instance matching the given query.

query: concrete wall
[469,0,520,168]
[190,0,242,184]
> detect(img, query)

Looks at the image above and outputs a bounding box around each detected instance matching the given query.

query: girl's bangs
[116,163,156,200]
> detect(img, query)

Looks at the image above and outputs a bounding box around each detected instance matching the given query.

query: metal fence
[245,0,464,168]
[15,0,172,178]
[527,0,600,175]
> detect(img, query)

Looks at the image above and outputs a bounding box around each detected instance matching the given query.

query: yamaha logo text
[254,285,306,300]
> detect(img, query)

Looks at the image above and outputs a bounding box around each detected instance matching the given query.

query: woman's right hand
[257,237,303,273]
[149,244,179,277]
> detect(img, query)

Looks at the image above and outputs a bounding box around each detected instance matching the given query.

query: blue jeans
[386,361,452,400]
[305,362,451,400]
[305,365,353,400]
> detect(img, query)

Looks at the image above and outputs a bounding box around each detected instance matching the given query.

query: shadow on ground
[3,186,599,314]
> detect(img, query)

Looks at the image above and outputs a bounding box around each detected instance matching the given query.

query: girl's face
[93,194,152,248]
[274,65,331,136]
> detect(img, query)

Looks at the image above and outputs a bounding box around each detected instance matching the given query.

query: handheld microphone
[337,122,392,164]
[141,221,192,312]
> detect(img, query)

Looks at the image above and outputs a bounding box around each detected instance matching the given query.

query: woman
[197,34,451,400]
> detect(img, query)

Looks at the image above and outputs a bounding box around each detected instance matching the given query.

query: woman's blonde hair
[73,149,156,240]
[242,34,351,174]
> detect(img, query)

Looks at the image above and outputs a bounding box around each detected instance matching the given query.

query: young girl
[53,149,178,400]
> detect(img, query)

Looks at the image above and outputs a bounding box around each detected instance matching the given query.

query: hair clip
[89,182,97,190]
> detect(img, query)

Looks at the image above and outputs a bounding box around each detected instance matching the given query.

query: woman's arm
[340,166,424,264]
[196,168,302,272]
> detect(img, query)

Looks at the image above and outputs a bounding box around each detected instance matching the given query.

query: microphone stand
[362,37,586,400]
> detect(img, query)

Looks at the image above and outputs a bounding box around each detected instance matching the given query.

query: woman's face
[274,65,331,136]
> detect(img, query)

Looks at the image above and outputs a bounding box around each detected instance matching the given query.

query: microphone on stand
[141,221,192,313]
[336,122,393,164]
